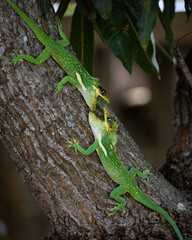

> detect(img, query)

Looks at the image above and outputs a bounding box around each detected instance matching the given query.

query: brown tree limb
[0,1,191,239]
[161,44,192,196]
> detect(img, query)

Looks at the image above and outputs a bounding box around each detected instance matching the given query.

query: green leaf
[64,3,77,17]
[57,0,71,19]
[90,0,112,19]
[70,6,94,75]
[95,1,132,73]
[137,0,159,47]
[126,12,159,75]
[159,0,175,47]
[146,33,159,72]
[122,0,142,17]
[94,1,159,75]
[76,0,96,21]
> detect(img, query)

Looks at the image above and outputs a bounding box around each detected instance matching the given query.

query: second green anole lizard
[5,0,109,111]
[68,107,183,240]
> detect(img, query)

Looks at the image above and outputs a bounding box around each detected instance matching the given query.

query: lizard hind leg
[8,48,51,65]
[108,185,128,216]
[129,167,152,182]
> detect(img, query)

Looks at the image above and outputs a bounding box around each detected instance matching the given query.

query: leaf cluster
[54,0,191,76]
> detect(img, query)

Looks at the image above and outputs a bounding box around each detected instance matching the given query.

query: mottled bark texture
[0,1,192,239]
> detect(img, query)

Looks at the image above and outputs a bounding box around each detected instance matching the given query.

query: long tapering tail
[132,191,183,240]
[6,0,50,45]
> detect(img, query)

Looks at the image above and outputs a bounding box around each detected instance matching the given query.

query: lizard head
[89,107,118,144]
[93,86,110,105]
[103,107,118,145]
[80,86,109,112]
[75,73,109,111]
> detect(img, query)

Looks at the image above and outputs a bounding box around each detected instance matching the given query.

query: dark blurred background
[1,2,192,239]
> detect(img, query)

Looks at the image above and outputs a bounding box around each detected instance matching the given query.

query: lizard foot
[143,169,153,182]
[8,50,24,65]
[108,203,125,216]
[67,139,79,153]
[54,76,71,93]
[54,82,63,93]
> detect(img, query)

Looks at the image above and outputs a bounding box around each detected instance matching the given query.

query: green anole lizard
[68,107,183,240]
[5,0,109,111]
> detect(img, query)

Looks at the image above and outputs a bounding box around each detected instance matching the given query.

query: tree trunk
[0,1,192,239]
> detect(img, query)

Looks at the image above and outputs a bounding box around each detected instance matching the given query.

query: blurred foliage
[48,0,191,76]
[70,6,94,75]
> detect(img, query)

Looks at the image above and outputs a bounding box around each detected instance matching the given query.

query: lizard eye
[101,89,106,96]
[98,86,106,96]
[107,116,112,122]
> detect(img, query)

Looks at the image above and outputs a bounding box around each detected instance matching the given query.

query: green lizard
[68,107,183,240]
[5,0,109,111]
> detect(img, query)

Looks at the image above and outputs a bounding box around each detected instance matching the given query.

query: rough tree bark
[161,46,192,196]
[0,1,192,239]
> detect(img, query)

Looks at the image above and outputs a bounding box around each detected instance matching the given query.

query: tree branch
[0,1,191,239]
[161,44,192,196]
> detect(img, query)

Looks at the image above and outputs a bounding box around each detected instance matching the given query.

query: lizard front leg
[57,18,70,47]
[54,74,83,93]
[67,139,98,155]
[54,76,74,93]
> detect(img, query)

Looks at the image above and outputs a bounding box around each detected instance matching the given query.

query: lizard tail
[132,191,183,240]
[6,0,50,45]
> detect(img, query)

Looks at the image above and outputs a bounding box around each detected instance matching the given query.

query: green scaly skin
[68,107,183,240]
[5,0,109,111]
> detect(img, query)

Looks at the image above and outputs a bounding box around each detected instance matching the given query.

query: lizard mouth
[100,94,110,103]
